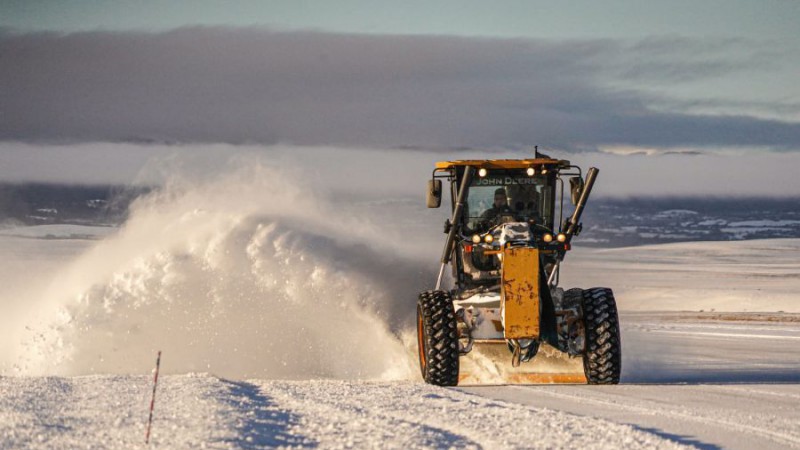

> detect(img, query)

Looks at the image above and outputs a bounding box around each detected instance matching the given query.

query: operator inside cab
[480,188,514,225]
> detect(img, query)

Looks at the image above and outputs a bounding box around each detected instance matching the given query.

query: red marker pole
[145,351,162,444]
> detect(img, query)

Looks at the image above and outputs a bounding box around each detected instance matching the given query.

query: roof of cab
[434,159,567,170]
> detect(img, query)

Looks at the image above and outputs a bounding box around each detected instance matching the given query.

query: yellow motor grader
[417,154,621,386]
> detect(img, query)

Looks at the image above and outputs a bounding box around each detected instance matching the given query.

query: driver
[480,188,513,224]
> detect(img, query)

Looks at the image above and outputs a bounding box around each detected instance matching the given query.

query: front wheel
[417,290,460,386]
[581,287,622,384]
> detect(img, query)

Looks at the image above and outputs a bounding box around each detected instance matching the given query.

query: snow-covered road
[465,383,800,450]
[0,375,686,449]
[462,312,800,450]
[2,312,798,449]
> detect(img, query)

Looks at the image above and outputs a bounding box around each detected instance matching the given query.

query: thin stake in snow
[145,350,162,445]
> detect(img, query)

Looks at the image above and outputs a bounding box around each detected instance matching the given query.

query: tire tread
[581,287,622,384]
[417,290,460,386]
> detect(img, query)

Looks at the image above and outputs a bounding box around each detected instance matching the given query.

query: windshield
[464,171,553,233]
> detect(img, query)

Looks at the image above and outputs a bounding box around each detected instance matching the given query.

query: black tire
[416,290,460,386]
[581,287,622,384]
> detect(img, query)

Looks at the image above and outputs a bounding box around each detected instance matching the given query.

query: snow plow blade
[457,341,587,386]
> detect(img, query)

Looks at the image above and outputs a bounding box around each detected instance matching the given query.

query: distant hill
[579,197,800,247]
[2,184,799,247]
[0,183,151,227]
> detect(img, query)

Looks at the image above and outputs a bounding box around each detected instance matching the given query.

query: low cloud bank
[2,27,799,150]
[2,142,800,197]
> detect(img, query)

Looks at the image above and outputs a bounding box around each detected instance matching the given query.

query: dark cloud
[1,27,798,150]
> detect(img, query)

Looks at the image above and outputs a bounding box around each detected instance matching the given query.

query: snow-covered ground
[1,227,798,448]
[466,377,800,450]
[0,375,688,449]
[2,318,798,449]
[0,224,117,240]
[464,311,800,450]
[563,238,800,313]
[1,178,799,448]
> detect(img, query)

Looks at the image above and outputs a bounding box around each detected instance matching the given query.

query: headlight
[556,233,567,243]
[484,234,494,243]
[471,234,481,244]
[543,233,553,243]
[526,167,535,176]
[478,168,488,177]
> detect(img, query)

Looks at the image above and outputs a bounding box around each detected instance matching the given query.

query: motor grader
[417,154,621,386]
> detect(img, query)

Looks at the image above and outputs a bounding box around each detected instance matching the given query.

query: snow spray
[145,350,161,444]
[7,154,437,379]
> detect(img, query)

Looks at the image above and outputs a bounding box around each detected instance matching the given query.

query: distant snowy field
[1,217,799,448]
[562,238,800,313]
[0,224,117,240]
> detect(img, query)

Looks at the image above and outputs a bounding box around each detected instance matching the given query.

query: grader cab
[417,156,622,386]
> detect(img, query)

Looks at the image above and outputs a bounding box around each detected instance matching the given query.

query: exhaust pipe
[564,167,598,242]
[548,167,599,287]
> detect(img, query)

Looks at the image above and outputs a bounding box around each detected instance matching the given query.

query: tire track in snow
[705,384,800,401]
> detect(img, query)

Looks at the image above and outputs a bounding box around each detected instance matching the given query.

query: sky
[3,1,799,40]
[1,1,799,192]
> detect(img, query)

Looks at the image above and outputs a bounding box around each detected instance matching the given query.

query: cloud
[1,27,799,150]
[615,36,782,83]
[4,142,800,199]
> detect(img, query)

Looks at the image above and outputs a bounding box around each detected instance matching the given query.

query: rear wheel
[581,287,622,384]
[417,290,460,386]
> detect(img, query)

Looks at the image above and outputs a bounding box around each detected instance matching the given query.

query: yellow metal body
[501,247,540,340]
[431,157,590,385]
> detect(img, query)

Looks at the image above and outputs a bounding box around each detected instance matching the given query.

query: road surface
[461,312,800,450]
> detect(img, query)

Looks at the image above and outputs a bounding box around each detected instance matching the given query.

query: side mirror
[426,179,442,208]
[569,176,584,206]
